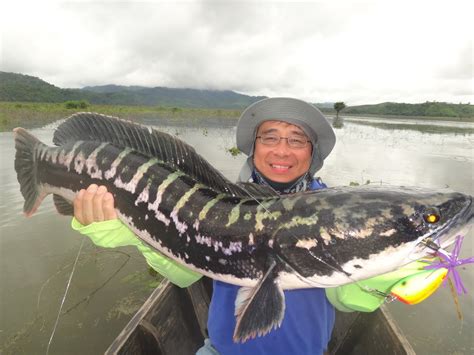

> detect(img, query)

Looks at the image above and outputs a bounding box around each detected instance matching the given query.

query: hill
[1,72,472,117]
[79,84,265,108]
[342,102,474,119]
[0,71,75,102]
[0,72,265,109]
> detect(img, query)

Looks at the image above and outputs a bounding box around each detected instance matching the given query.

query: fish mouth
[425,195,473,250]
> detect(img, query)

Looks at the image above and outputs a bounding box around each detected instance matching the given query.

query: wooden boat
[106,278,415,355]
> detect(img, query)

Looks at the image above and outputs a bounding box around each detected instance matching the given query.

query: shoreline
[1,101,473,132]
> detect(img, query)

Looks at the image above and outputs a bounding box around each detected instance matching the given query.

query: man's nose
[273,138,291,155]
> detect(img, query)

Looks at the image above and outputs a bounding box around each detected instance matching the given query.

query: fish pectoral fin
[53,194,74,215]
[233,260,285,342]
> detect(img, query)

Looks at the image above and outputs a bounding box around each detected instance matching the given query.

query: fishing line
[46,236,86,355]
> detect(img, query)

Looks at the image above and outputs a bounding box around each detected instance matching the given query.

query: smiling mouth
[270,164,292,171]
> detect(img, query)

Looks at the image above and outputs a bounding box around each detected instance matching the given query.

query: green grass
[0,101,242,131]
[226,146,242,157]
[2,101,473,133]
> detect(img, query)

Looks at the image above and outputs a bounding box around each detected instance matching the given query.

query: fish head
[400,189,472,257]
[319,190,473,296]
[274,187,472,288]
[322,186,473,250]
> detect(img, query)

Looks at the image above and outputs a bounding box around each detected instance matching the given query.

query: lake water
[0,116,473,354]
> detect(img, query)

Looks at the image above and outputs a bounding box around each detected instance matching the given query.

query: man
[73,98,414,354]
[204,98,336,354]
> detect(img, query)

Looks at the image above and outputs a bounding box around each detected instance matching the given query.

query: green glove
[71,218,202,288]
[325,261,429,312]
[72,218,140,248]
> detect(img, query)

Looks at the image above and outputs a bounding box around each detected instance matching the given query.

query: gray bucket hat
[236,97,336,181]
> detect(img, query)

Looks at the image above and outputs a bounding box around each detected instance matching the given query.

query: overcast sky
[1,0,472,105]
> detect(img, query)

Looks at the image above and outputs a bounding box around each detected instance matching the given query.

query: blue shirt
[207,179,335,354]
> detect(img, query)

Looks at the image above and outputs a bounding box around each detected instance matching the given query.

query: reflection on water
[0,116,472,354]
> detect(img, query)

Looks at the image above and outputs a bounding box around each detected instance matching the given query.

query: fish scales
[96,156,263,280]
[30,137,261,279]
[22,135,472,285]
[128,187,262,279]
[13,113,472,343]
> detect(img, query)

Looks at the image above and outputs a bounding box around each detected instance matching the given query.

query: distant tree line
[342,101,473,119]
[1,72,473,118]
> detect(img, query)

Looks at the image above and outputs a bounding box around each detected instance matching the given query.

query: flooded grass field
[1,115,472,354]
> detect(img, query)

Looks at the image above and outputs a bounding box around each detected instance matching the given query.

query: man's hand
[74,184,117,225]
[71,184,202,288]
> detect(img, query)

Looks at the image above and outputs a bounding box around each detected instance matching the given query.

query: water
[0,116,472,354]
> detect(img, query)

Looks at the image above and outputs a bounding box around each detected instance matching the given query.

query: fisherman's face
[253,120,312,183]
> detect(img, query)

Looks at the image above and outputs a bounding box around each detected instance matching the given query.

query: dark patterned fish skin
[270,189,472,279]
[13,113,473,289]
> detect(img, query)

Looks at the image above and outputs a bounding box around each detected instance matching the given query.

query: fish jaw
[277,241,423,288]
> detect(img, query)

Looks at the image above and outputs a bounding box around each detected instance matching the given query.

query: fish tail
[13,127,47,217]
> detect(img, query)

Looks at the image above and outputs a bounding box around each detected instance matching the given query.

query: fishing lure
[425,235,474,295]
[390,266,447,304]
[391,235,473,305]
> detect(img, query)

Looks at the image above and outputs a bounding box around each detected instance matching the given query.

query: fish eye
[423,208,440,224]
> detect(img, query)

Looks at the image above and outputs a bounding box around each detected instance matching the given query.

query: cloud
[1,0,472,105]
[437,43,473,80]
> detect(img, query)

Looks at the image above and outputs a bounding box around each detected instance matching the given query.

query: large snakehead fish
[13,113,472,342]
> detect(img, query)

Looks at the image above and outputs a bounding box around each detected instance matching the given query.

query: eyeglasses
[256,133,311,148]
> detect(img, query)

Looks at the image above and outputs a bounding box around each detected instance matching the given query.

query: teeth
[272,164,290,169]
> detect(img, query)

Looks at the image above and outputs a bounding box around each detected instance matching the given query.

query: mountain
[313,102,335,109]
[1,72,472,117]
[0,72,265,109]
[79,84,266,108]
[0,71,73,102]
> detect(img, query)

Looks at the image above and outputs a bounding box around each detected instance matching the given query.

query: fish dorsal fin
[53,112,277,198]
